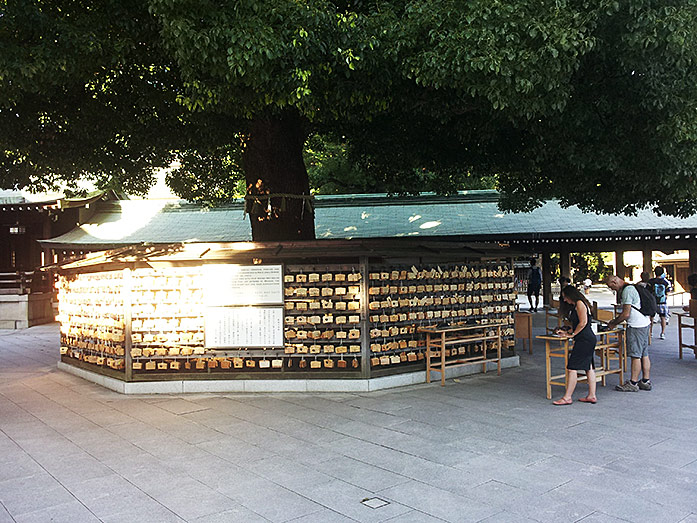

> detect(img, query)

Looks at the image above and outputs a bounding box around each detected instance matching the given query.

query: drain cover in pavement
[361,497,390,509]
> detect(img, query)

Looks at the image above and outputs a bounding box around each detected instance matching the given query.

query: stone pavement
[1,312,697,523]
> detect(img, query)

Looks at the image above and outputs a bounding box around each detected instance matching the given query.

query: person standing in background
[638,272,651,288]
[527,258,542,312]
[648,266,672,340]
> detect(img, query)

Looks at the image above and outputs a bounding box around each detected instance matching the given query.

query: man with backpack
[647,266,673,340]
[605,274,653,392]
[527,258,543,312]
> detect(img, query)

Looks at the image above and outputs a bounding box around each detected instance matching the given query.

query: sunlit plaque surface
[205,306,283,348]
[204,264,284,348]
[204,264,283,306]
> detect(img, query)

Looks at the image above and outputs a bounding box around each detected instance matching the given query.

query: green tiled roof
[41,191,697,248]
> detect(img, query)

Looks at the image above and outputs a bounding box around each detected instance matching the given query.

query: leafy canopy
[1,0,697,216]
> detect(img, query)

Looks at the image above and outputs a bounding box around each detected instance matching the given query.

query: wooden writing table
[537,327,625,399]
[418,322,504,386]
[676,312,697,359]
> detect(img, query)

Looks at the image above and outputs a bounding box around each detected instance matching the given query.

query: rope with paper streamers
[243,193,315,220]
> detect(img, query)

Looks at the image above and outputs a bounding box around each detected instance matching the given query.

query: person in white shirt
[605,274,652,392]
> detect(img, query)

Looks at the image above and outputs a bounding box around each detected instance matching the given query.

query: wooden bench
[418,322,504,386]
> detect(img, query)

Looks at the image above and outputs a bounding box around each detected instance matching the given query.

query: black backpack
[626,284,658,317]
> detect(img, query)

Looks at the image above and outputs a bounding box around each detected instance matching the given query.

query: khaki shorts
[627,326,650,358]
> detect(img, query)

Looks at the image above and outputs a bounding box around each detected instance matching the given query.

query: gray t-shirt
[621,285,651,328]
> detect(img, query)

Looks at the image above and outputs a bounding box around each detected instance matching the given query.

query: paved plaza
[1,307,697,522]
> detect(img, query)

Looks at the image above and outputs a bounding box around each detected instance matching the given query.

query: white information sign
[204,264,283,306]
[205,306,284,348]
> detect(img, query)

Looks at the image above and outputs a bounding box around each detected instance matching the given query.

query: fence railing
[0,271,53,295]
[667,291,690,307]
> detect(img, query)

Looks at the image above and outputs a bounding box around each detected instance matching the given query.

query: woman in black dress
[553,285,597,405]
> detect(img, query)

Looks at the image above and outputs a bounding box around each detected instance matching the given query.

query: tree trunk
[241,112,315,241]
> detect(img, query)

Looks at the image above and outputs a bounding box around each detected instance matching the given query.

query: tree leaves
[1,0,697,221]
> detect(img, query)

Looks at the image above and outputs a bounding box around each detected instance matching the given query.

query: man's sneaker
[638,380,652,391]
[659,333,665,340]
[615,381,639,392]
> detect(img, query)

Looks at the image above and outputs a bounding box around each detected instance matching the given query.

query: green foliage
[551,252,614,283]
[1,0,697,223]
[497,1,697,218]
[305,134,496,194]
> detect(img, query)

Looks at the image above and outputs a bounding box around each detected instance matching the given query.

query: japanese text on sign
[204,264,283,306]
[205,306,284,348]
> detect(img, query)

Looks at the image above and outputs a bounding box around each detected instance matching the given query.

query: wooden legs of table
[497,325,502,376]
[679,314,684,359]
[620,331,626,383]
[676,314,697,359]
[440,331,446,387]
[425,334,431,384]
[545,340,552,400]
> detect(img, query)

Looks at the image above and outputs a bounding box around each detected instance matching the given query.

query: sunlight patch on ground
[419,220,441,229]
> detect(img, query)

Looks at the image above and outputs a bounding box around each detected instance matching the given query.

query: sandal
[578,397,597,404]
[552,398,573,405]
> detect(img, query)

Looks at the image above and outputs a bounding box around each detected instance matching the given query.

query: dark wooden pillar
[560,249,571,280]
[542,252,552,307]
[642,247,653,276]
[42,213,52,268]
[690,248,697,275]
[615,249,626,279]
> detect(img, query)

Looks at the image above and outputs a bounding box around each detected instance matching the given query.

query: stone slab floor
[1,314,696,523]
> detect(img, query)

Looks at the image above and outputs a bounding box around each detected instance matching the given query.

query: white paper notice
[205,306,284,348]
[204,264,283,306]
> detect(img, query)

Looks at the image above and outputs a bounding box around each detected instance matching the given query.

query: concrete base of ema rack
[58,356,520,394]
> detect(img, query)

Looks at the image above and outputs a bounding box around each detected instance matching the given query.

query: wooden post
[689,248,697,275]
[615,250,626,279]
[359,256,370,379]
[678,314,684,360]
[542,252,552,308]
[560,249,571,280]
[642,247,653,275]
[123,267,133,382]
[545,339,552,399]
